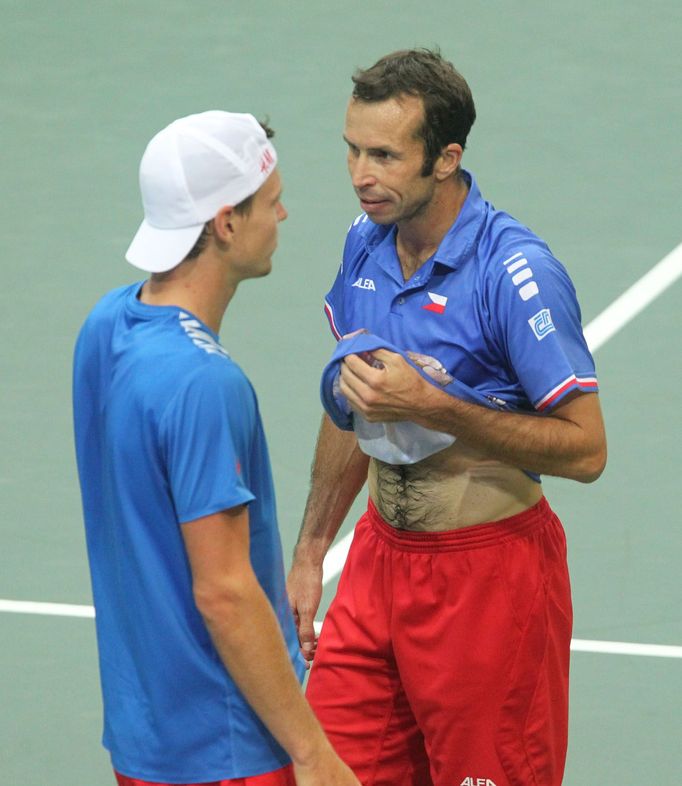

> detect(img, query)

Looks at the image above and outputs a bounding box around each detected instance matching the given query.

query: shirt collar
[358,170,487,277]
[431,170,486,270]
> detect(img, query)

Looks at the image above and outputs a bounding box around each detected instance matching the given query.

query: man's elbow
[192,574,254,625]
[573,442,607,483]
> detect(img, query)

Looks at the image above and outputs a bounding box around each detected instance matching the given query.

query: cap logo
[260,148,275,174]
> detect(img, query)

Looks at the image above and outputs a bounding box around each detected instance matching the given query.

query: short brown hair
[351,49,476,176]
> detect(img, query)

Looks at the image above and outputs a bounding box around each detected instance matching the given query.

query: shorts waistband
[366,496,554,553]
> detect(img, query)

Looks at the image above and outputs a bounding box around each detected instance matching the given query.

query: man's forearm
[199,574,329,767]
[294,414,369,564]
[414,384,606,482]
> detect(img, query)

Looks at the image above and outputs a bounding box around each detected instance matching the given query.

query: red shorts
[114,765,295,786]
[307,497,572,786]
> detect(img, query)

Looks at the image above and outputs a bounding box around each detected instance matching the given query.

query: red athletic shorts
[114,765,295,786]
[306,497,572,786]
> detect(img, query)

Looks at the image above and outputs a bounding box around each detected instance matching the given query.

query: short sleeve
[160,363,255,523]
[324,261,347,340]
[488,246,598,411]
[324,216,372,339]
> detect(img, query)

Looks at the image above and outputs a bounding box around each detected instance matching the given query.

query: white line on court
[0,599,95,618]
[321,241,682,588]
[583,241,682,352]
[1,600,679,658]
[2,243,681,659]
[570,639,682,658]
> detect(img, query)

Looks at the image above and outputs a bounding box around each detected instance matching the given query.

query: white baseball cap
[125,111,278,273]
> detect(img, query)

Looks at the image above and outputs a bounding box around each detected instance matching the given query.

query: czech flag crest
[422,292,448,314]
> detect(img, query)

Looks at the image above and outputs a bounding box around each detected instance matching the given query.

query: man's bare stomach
[368,440,542,531]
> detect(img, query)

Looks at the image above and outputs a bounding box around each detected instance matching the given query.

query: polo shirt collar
[432,170,485,270]
[359,169,486,278]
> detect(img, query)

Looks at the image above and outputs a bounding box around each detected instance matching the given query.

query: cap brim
[125,219,205,273]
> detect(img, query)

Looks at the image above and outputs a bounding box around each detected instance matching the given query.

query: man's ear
[212,205,239,244]
[434,143,463,181]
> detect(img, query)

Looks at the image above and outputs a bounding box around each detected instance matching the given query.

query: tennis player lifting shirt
[287,49,607,786]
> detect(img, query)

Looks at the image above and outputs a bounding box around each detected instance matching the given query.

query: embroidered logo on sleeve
[422,292,448,314]
[528,308,556,340]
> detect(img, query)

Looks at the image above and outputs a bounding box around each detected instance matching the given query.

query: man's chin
[249,259,273,279]
[361,205,395,224]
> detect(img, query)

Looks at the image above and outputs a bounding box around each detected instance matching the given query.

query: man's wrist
[410,377,452,429]
[292,539,327,567]
[288,724,332,767]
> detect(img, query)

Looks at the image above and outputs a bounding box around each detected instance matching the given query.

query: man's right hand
[287,556,323,664]
[293,741,362,786]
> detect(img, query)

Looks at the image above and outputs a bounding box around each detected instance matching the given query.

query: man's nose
[350,155,377,190]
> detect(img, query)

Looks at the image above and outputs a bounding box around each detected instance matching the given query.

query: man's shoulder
[344,213,392,252]
[179,325,252,384]
[477,212,562,283]
[174,312,233,363]
[81,282,137,327]
[75,284,139,358]
[153,345,252,432]
[337,214,394,289]
[162,324,244,393]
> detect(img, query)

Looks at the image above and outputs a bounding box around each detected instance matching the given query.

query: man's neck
[138,256,236,334]
[395,174,469,280]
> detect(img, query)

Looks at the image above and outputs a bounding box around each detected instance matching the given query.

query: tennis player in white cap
[73,111,359,786]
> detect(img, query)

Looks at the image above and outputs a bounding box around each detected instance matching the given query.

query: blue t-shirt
[324,171,598,416]
[73,283,305,782]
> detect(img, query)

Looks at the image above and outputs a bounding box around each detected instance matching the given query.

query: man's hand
[339,349,433,422]
[293,740,361,786]
[287,557,323,665]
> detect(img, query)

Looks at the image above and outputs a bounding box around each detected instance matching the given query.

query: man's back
[73,283,302,782]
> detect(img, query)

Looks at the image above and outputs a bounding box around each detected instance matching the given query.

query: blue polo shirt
[324,170,597,415]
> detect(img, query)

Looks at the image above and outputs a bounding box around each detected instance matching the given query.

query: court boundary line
[0,600,95,618]
[1,599,680,658]
[1,242,681,659]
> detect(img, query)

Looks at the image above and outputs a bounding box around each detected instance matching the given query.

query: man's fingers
[338,365,367,410]
[342,353,373,378]
[368,348,399,363]
[286,564,323,662]
[298,615,318,661]
[298,615,316,648]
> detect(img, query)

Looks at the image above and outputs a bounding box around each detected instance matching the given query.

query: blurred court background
[1,1,680,783]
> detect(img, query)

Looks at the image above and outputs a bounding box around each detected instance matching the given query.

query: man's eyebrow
[369,145,398,156]
[343,135,400,156]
